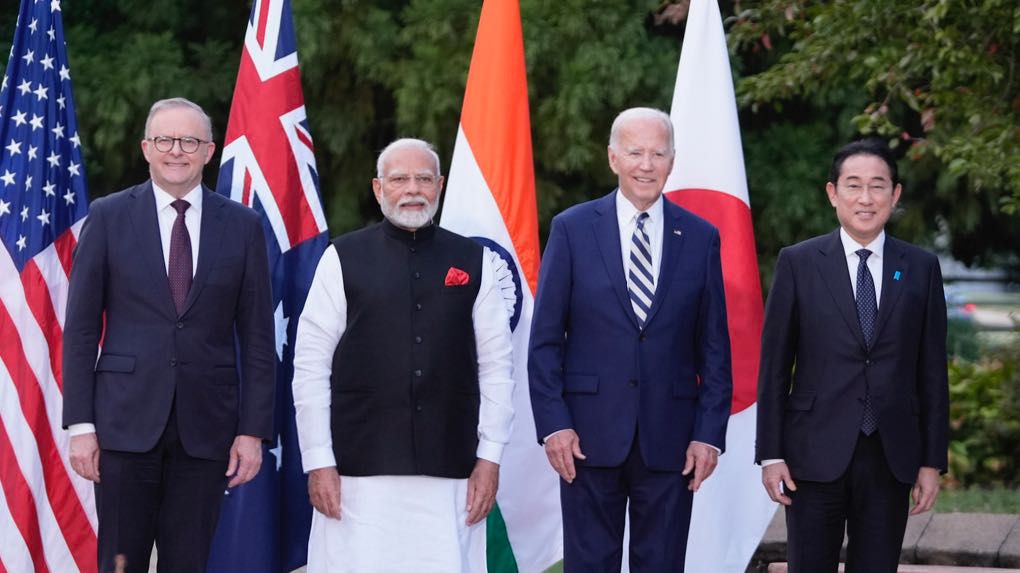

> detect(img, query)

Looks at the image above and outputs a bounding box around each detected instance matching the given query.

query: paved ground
[749,508,1020,572]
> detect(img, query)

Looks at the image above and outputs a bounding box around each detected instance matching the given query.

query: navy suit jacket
[62,181,275,461]
[529,191,732,471]
[755,230,949,484]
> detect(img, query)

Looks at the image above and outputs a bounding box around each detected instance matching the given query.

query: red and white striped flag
[663,1,777,570]
[0,1,97,571]
[440,1,561,571]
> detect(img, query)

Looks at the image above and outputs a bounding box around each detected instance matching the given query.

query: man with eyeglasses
[63,97,275,573]
[292,138,514,571]
[756,138,949,572]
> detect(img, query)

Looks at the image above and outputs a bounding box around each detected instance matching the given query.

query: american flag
[0,0,96,572]
[207,0,328,570]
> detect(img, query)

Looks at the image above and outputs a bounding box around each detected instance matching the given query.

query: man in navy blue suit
[529,107,733,572]
[756,139,948,572]
[62,98,275,573]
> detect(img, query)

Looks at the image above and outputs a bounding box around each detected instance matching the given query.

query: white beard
[381,197,438,230]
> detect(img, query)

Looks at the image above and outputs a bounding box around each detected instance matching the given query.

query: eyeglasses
[840,183,893,198]
[382,174,438,188]
[147,136,209,154]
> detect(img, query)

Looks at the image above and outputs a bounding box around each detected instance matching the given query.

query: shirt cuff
[691,440,721,454]
[543,428,571,444]
[761,459,785,467]
[476,439,505,465]
[68,423,96,437]
[301,446,338,473]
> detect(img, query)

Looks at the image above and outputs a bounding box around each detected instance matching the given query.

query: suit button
[865,359,872,366]
[415,303,423,311]
[639,335,647,341]
[415,405,423,412]
[415,336,423,344]
[628,379,638,387]
[169,359,177,367]
[410,247,417,253]
[413,271,421,279]
[176,321,184,329]
[414,369,423,377]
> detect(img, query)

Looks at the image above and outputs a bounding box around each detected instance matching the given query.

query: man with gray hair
[293,138,514,571]
[529,107,732,571]
[63,97,276,572]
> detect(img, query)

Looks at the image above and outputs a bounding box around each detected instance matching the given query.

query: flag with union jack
[208,0,328,571]
[0,0,96,571]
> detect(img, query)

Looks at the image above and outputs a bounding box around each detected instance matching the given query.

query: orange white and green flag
[440,1,561,571]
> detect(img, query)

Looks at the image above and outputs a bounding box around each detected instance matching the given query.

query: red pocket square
[445,267,470,286]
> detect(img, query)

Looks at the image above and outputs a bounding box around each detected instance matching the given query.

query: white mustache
[398,199,428,208]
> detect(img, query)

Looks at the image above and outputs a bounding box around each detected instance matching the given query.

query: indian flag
[440,1,561,572]
[664,1,777,571]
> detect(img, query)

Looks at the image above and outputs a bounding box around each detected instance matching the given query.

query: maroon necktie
[168,199,193,314]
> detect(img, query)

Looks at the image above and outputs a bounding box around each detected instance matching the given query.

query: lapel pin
[893,271,901,281]
[673,229,682,237]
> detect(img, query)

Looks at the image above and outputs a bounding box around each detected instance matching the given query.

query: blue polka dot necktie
[856,248,878,435]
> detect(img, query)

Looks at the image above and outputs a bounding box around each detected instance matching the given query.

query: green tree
[728,0,1020,270]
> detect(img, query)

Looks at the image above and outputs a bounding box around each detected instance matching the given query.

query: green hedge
[945,343,1020,488]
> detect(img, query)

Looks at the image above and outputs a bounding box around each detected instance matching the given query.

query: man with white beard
[292,138,515,571]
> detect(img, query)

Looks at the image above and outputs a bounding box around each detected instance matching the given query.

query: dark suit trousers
[561,435,693,573]
[785,432,911,573]
[95,407,228,573]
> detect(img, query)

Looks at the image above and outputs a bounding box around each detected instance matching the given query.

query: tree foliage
[2,0,1017,275]
[729,0,1020,269]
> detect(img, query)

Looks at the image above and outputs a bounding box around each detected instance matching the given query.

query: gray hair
[376,138,442,178]
[144,97,214,140]
[608,107,674,152]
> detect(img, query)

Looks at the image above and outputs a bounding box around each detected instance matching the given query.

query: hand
[682,441,719,491]
[543,429,586,484]
[466,459,499,525]
[225,435,262,488]
[761,462,797,506]
[308,467,342,519]
[69,433,101,482]
[910,466,940,515]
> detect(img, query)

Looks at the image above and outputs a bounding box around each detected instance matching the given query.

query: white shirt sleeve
[473,248,516,465]
[292,245,347,473]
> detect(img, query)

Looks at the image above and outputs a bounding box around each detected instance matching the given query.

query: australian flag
[208,0,328,571]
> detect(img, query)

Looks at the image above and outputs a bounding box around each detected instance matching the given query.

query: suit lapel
[816,230,868,351]
[180,187,226,316]
[129,183,178,318]
[873,236,909,343]
[592,191,641,330]
[643,199,683,327]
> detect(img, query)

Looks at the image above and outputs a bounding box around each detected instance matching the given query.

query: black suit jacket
[755,230,948,484]
[62,181,275,461]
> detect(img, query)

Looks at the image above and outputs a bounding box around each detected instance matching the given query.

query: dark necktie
[168,199,193,314]
[855,248,878,435]
[627,212,656,328]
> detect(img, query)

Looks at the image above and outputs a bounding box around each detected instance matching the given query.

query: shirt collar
[153,182,203,215]
[616,190,663,230]
[839,227,885,259]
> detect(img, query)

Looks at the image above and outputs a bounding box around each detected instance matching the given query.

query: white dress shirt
[68,183,204,437]
[616,190,664,280]
[292,242,515,472]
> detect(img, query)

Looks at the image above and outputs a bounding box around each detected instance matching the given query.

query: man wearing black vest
[292,138,514,571]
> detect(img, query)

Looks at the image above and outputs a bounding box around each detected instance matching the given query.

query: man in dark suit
[529,107,732,572]
[755,138,949,572]
[62,97,275,573]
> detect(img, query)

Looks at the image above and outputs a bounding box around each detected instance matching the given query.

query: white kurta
[293,242,515,572]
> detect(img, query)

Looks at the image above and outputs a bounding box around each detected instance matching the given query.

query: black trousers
[785,432,911,573]
[95,408,227,573]
[561,436,694,573]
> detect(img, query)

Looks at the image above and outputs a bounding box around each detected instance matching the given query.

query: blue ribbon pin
[893,271,901,281]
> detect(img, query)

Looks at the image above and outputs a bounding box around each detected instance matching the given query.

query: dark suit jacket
[62,181,275,461]
[755,230,949,484]
[529,191,732,471]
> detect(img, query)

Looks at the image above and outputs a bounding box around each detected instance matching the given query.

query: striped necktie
[627,212,655,328]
